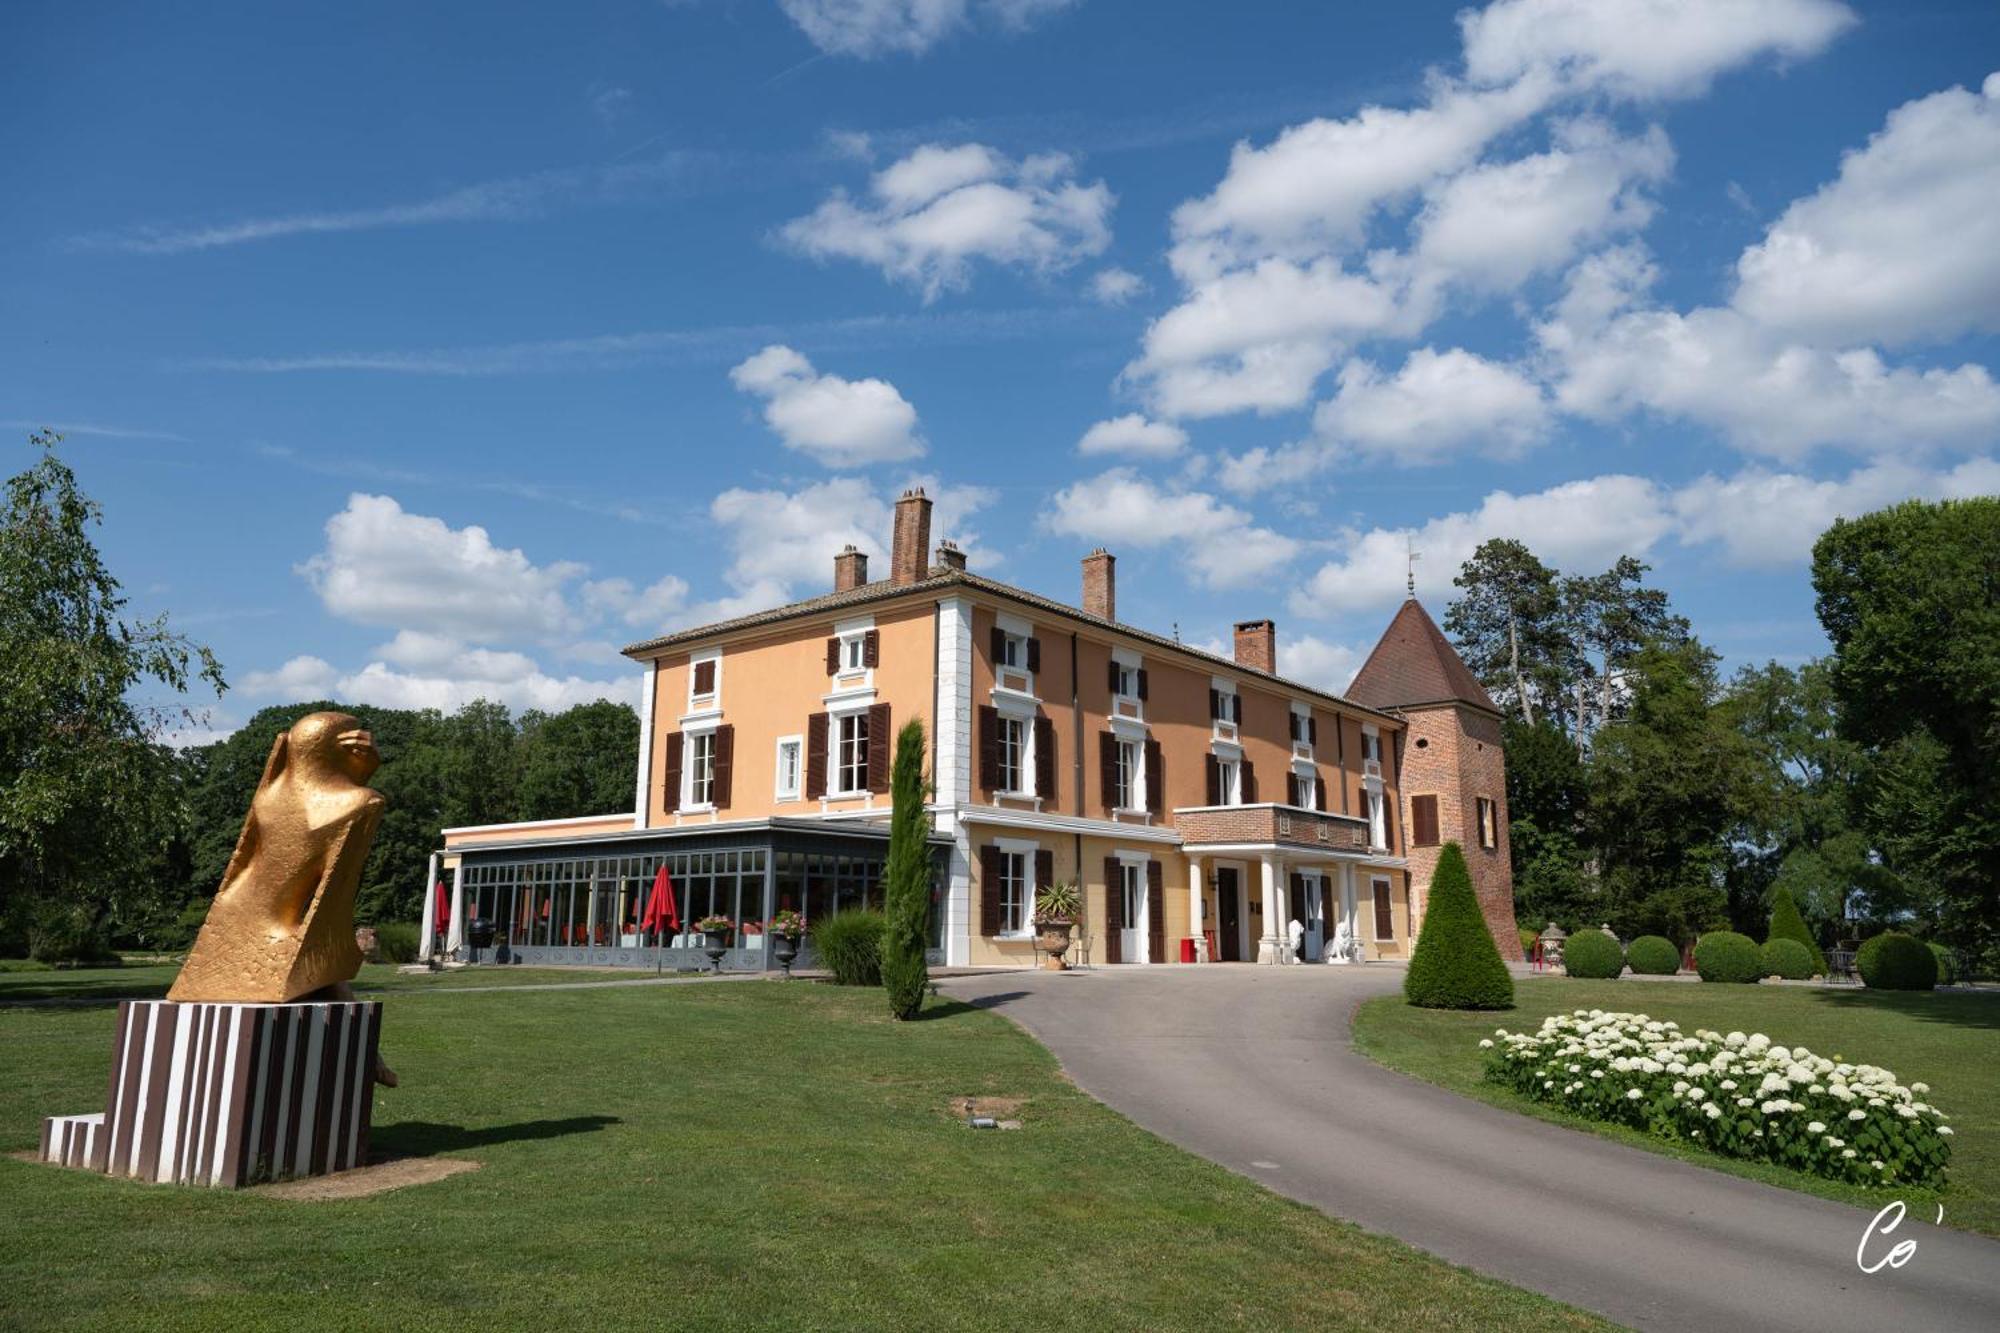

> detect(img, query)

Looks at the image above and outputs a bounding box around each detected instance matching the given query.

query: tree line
[0,434,637,963]
[1445,497,1999,966]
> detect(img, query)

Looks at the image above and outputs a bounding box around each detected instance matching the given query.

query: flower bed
[1483,1009,1952,1187]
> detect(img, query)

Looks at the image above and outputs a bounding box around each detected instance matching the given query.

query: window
[843,636,866,671]
[1210,687,1241,725]
[1372,879,1394,941]
[1411,794,1440,847]
[1120,861,1143,959]
[997,716,1026,793]
[691,658,716,699]
[1112,662,1133,698]
[999,850,1029,934]
[1477,796,1499,850]
[1362,730,1383,764]
[827,627,877,677]
[1367,788,1387,849]
[836,712,869,794]
[686,731,716,807]
[775,736,802,801]
[1113,738,1140,809]
[1294,770,1318,810]
[1290,710,1316,746]
[1219,757,1241,806]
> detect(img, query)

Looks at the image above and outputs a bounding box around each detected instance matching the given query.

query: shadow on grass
[0,976,171,1007]
[1809,986,2000,1032]
[372,1115,622,1159]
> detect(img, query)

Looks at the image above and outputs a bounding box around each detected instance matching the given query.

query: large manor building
[428,490,1524,970]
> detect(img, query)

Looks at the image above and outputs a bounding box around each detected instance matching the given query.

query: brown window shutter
[1104,857,1124,962]
[1232,693,1243,725]
[1286,772,1301,806]
[692,659,716,697]
[1145,738,1163,813]
[711,724,734,808]
[1205,754,1221,806]
[1241,759,1257,804]
[805,713,828,799]
[980,845,1002,937]
[866,703,891,793]
[978,705,999,792]
[1411,795,1438,847]
[862,629,879,668]
[1319,880,1334,935]
[1136,668,1148,701]
[1309,715,1319,746]
[1289,873,1304,919]
[1146,861,1165,963]
[1384,804,1396,851]
[1289,713,1300,743]
[1034,849,1054,894]
[1034,715,1056,799]
[662,732,684,813]
[1315,769,1328,812]
[826,636,841,675]
[1026,636,1041,674]
[1107,659,1121,694]
[1099,731,1118,813]
[1208,687,1221,721]
[1373,882,1393,940]
[990,624,1007,665]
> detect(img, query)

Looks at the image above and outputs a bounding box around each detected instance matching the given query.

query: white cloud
[1733,74,2000,347]
[1213,441,1329,497]
[779,143,1113,299]
[1278,634,1366,693]
[1314,348,1549,465]
[1670,456,2000,566]
[777,0,1076,58]
[1077,413,1187,458]
[1090,267,1146,304]
[297,493,586,643]
[580,575,692,629]
[1042,468,1297,589]
[240,655,342,700]
[1460,0,1857,99]
[1290,475,1673,616]
[729,344,925,466]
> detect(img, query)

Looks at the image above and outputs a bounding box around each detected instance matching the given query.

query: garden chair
[1072,922,1093,969]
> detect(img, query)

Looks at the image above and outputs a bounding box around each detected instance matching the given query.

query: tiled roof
[1346,598,1500,715]
[623,567,1401,721]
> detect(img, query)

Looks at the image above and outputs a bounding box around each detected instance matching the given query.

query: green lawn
[1353,978,2000,1238]
[1,974,1611,1332]
[0,962,647,1005]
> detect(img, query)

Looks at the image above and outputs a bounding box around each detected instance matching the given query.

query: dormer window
[825,625,879,679]
[989,620,1040,697]
[687,650,721,711]
[1289,707,1317,749]
[1209,683,1241,741]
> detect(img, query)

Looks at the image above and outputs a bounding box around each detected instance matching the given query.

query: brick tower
[1347,598,1524,960]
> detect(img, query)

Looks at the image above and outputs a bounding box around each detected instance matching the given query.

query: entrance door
[1216,867,1242,961]
[1118,863,1146,964]
[1302,875,1325,962]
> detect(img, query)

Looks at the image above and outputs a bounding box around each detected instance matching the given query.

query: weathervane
[1406,536,1421,597]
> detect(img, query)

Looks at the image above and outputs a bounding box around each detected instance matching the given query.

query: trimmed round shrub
[1626,935,1680,976]
[1404,843,1514,1010]
[1858,932,1937,991]
[373,922,420,964]
[811,910,886,987]
[1562,929,1625,979]
[1765,888,1826,975]
[1929,942,1958,987]
[1694,931,1763,984]
[1519,926,1539,958]
[1760,938,1815,980]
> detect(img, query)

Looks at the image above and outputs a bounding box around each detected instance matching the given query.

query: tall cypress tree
[881,718,931,1020]
[1765,887,1826,975]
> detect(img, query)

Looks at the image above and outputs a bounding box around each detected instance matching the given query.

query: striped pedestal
[39,999,381,1188]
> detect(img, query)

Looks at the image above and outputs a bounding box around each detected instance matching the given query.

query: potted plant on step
[1033,880,1081,971]
[695,914,734,973]
[769,909,806,979]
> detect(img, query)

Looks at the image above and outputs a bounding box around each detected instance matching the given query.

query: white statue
[1327,918,1355,964]
[1287,917,1305,964]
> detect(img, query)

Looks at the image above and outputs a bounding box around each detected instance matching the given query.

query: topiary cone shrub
[1858,932,1938,991]
[1761,938,1815,980]
[1694,931,1762,983]
[1404,843,1513,1010]
[812,910,885,987]
[1929,942,1958,987]
[880,718,932,1020]
[1765,888,1826,975]
[1626,935,1680,975]
[1561,929,1624,979]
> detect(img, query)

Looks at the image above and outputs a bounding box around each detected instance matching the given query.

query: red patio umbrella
[641,864,679,938]
[432,880,449,938]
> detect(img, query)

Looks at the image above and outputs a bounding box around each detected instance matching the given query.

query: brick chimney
[1234,619,1275,674]
[891,488,932,586]
[1082,548,1115,621]
[936,539,966,572]
[833,544,868,592]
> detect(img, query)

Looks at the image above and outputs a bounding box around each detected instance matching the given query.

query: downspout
[1070,631,1083,902]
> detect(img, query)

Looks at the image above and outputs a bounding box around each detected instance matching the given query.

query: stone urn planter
[772,932,801,979]
[696,917,733,974]
[1035,919,1074,970]
[1032,879,1082,972]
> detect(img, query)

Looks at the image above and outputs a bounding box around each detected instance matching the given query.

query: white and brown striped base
[38,999,382,1188]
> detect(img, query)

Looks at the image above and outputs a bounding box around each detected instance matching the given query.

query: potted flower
[696,914,734,973]
[1033,880,1081,971]
[769,909,806,978]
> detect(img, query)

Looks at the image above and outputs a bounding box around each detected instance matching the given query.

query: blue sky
[6,0,1997,740]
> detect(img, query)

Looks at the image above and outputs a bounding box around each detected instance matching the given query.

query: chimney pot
[833,544,868,592]
[936,540,966,572]
[891,488,932,587]
[1233,618,1275,674]
[1082,548,1116,621]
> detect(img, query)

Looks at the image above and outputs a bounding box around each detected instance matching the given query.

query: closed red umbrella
[432,881,449,937]
[642,864,679,936]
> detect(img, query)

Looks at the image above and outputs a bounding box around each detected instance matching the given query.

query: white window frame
[1210,676,1240,742]
[774,734,803,802]
[683,728,717,812]
[1367,787,1387,850]
[833,710,871,797]
[1110,647,1145,721]
[1217,753,1242,807]
[831,615,876,689]
[1478,795,1499,850]
[687,649,721,711]
[1115,851,1152,963]
[1361,726,1383,764]
[994,837,1039,937]
[1114,736,1145,812]
[1293,764,1318,811]
[996,713,1029,796]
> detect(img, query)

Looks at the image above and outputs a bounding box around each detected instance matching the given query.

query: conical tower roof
[1348,598,1499,714]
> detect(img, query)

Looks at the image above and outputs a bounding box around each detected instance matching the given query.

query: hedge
[1760,938,1815,980]
[1929,942,1958,987]
[1693,931,1763,984]
[1626,935,1680,975]
[1765,888,1826,975]
[1403,843,1513,1010]
[1562,929,1625,979]
[812,910,886,987]
[1858,932,1937,991]
[373,922,420,964]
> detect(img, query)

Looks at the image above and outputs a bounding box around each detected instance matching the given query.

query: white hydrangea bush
[1482,1009,1952,1187]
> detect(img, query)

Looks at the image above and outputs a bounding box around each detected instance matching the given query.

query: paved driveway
[940,965,2000,1333]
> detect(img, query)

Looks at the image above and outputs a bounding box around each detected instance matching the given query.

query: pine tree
[1765,886,1826,975]
[1404,843,1514,1010]
[881,718,932,1020]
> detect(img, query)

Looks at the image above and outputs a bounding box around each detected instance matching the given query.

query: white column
[633,660,657,829]
[417,852,440,961]
[1257,854,1283,965]
[1186,855,1205,962]
[935,596,974,966]
[445,865,466,958]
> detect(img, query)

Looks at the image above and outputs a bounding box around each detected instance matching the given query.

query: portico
[1177,803,1405,964]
